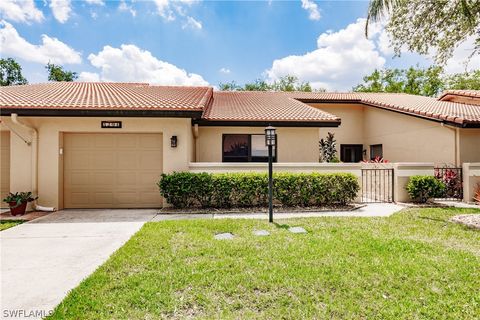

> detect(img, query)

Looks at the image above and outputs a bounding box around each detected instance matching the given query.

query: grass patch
[48,208,480,319]
[0,220,23,231]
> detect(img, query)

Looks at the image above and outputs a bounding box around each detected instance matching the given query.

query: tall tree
[353,66,444,97]
[445,70,480,90]
[0,58,28,86]
[366,0,480,64]
[46,62,78,82]
[219,75,315,92]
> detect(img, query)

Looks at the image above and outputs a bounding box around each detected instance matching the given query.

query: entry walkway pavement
[152,203,405,221]
[1,209,157,320]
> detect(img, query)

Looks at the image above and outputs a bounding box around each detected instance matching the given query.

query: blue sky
[0,0,476,90]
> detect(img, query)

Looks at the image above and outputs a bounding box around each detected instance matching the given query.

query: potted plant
[2,192,38,216]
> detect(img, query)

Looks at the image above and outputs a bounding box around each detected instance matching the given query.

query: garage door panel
[117,172,137,185]
[117,135,137,148]
[140,135,163,148]
[69,152,90,169]
[94,135,115,148]
[69,172,91,186]
[117,151,138,169]
[64,133,163,208]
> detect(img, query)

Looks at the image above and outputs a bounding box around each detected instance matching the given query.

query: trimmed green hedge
[406,175,446,203]
[158,172,360,208]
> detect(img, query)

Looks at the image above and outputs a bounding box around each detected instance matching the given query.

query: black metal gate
[361,169,394,203]
[434,167,463,200]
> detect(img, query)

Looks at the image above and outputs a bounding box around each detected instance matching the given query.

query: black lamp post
[265,125,276,223]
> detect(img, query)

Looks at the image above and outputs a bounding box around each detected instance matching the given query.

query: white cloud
[78,71,100,82]
[118,0,136,17]
[154,0,175,21]
[0,20,82,64]
[153,0,202,30]
[266,18,386,91]
[301,0,320,21]
[219,67,231,74]
[86,44,208,85]
[50,0,71,23]
[443,36,480,74]
[85,0,104,5]
[0,0,44,23]
[182,16,201,30]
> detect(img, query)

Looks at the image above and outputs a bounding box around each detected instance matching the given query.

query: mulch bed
[450,214,480,230]
[158,203,364,214]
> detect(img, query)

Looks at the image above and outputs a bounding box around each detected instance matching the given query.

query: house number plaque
[101,121,122,128]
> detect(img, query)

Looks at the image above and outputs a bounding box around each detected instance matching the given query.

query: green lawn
[49,208,480,319]
[0,220,23,231]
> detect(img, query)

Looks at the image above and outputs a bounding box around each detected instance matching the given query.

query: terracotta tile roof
[202,91,340,123]
[0,82,212,111]
[287,91,480,126]
[1,83,479,127]
[439,90,480,100]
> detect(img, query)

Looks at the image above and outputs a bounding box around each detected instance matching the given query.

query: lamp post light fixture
[265,125,276,223]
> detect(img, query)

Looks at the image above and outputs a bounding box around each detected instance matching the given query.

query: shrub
[158,172,360,208]
[406,175,446,203]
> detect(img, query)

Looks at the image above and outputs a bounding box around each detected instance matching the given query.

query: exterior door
[64,133,163,208]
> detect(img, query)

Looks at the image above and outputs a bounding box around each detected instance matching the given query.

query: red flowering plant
[362,156,389,163]
[434,167,462,199]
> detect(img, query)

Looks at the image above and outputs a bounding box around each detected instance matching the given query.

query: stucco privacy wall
[0,116,192,209]
[310,103,457,164]
[463,163,480,202]
[459,130,480,163]
[196,127,320,162]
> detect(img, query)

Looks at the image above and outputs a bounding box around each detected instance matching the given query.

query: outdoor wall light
[170,135,178,148]
[264,125,276,223]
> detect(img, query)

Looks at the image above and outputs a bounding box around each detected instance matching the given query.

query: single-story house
[0,83,479,209]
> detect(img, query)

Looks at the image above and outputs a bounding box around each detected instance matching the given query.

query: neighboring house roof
[1,83,479,127]
[288,92,480,127]
[439,90,480,100]
[199,91,340,126]
[438,90,480,107]
[0,82,212,112]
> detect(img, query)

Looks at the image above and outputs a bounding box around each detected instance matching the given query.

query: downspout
[10,114,55,212]
[192,123,199,162]
[441,123,460,166]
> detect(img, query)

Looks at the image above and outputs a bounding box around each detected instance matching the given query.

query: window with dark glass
[222,134,276,162]
[370,144,383,160]
[340,144,363,163]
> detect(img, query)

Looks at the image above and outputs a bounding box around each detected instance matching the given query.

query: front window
[223,134,276,162]
[340,144,363,163]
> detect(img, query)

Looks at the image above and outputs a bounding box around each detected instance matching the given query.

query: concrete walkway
[0,209,157,320]
[152,203,406,221]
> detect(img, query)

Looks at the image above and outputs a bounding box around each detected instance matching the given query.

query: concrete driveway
[1,209,157,320]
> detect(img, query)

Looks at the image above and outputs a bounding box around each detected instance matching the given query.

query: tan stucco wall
[196,126,320,162]
[314,104,365,148]
[0,116,192,209]
[459,129,480,163]
[309,103,457,165]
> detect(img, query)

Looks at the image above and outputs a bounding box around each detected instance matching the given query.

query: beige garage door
[1,131,10,200]
[64,133,163,208]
